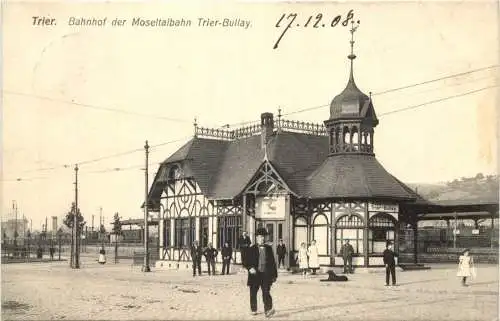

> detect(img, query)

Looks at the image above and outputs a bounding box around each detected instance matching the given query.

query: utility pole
[142,140,151,272]
[13,201,18,246]
[23,214,26,244]
[72,164,80,269]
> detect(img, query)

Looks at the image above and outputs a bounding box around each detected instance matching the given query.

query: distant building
[1,218,29,240]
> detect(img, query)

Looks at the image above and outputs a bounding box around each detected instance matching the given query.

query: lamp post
[142,140,151,272]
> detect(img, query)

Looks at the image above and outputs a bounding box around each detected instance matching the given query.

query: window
[163,219,171,247]
[294,216,308,251]
[174,218,195,247]
[335,215,363,254]
[312,214,328,255]
[368,214,395,254]
[218,215,242,249]
[200,217,209,247]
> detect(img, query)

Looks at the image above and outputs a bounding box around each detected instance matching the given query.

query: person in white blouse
[307,240,320,275]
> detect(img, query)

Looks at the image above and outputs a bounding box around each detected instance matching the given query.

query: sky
[2,1,498,231]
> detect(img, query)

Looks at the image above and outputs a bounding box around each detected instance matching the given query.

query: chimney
[261,112,274,149]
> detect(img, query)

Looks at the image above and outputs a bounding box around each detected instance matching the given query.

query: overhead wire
[5,65,498,180]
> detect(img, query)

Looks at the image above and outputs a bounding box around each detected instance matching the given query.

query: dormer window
[169,165,184,180]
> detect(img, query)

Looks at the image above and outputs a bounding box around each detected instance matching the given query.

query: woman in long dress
[457,248,474,286]
[307,240,320,275]
[298,242,309,278]
[98,246,106,265]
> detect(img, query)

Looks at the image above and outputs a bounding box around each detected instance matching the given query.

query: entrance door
[256,221,285,265]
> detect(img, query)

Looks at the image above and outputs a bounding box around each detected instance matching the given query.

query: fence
[398,227,499,264]
[1,237,158,264]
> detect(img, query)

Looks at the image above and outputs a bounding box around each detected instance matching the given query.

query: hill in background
[408,173,499,203]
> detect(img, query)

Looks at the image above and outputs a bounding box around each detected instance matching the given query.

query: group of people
[190,241,233,276]
[296,241,320,277]
[190,229,475,318]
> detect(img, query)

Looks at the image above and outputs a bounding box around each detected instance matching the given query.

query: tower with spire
[324,21,378,155]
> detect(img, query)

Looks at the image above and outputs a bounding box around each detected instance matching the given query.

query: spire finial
[348,20,360,60]
[347,20,360,81]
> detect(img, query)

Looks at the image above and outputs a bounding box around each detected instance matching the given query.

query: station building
[145,26,441,270]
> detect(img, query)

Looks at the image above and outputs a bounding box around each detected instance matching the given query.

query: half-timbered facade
[147,25,427,269]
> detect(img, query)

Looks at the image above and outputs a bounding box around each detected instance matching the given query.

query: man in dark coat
[221,241,233,275]
[276,239,287,269]
[203,242,218,275]
[244,227,277,318]
[383,241,397,286]
[191,240,203,277]
[238,231,251,266]
[340,239,354,274]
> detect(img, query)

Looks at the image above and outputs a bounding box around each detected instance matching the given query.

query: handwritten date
[274,10,356,49]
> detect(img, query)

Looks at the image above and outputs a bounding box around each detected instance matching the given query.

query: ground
[2,255,499,321]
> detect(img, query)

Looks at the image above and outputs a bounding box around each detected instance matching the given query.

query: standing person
[221,242,233,275]
[203,242,218,276]
[191,240,203,277]
[298,242,309,278]
[238,231,252,266]
[383,241,397,286]
[340,239,354,274]
[98,245,106,264]
[245,227,277,318]
[276,239,287,270]
[457,248,474,286]
[307,240,320,275]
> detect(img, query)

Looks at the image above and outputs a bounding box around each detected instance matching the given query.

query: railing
[276,119,327,136]
[195,118,327,141]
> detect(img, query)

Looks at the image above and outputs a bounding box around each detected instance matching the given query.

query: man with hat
[383,241,397,286]
[244,227,277,318]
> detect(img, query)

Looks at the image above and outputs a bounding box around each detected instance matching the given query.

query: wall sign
[368,202,399,213]
[255,195,287,220]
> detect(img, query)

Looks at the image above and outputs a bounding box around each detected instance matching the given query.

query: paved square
[2,257,498,320]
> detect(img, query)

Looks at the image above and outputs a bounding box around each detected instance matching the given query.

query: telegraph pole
[72,164,80,269]
[142,140,151,272]
[13,201,18,246]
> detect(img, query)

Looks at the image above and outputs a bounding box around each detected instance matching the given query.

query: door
[256,220,285,266]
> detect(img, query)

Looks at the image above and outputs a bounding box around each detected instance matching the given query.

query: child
[457,248,474,286]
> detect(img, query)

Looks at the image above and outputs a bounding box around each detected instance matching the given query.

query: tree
[111,212,122,235]
[63,203,86,230]
[111,212,122,264]
[63,202,86,268]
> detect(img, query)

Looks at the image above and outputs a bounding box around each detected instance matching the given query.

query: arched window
[368,214,396,254]
[312,214,328,255]
[352,127,359,151]
[294,216,308,251]
[335,215,363,254]
[343,127,350,144]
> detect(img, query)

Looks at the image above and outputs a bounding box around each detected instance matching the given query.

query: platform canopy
[120,218,160,227]
[409,199,499,221]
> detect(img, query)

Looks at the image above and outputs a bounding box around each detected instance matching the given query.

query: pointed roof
[328,21,378,126]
